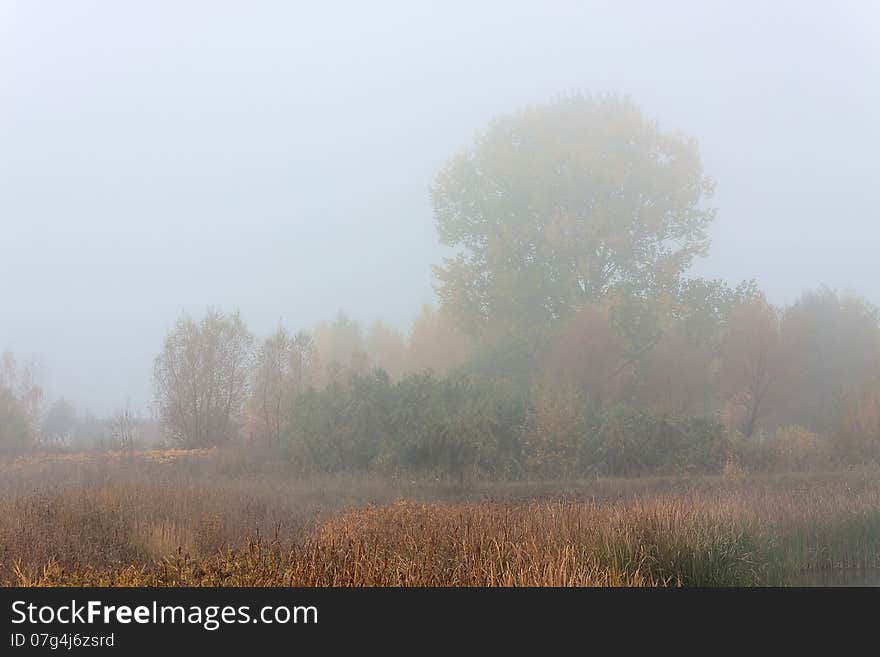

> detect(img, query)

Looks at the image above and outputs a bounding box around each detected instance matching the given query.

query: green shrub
[582,406,729,475]
[285,373,758,478]
[289,370,392,472]
[286,370,524,478]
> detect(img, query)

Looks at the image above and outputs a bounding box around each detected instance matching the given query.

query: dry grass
[3,450,880,586]
[12,499,775,586]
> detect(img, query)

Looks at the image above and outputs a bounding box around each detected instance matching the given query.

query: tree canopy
[432,94,715,338]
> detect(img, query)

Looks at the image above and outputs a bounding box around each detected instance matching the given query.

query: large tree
[153,310,254,447]
[432,94,715,337]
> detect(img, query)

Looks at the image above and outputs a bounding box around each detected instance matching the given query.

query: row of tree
[7,279,878,474]
[0,304,472,453]
[5,94,880,474]
[143,280,880,475]
[151,305,472,449]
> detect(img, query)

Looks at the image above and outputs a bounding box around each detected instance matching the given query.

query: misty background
[2,1,878,414]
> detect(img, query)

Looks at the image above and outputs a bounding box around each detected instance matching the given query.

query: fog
[2,1,878,414]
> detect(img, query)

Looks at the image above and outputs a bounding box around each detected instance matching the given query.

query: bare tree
[109,403,137,450]
[153,310,254,447]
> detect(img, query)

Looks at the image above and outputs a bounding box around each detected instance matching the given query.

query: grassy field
[2,449,880,586]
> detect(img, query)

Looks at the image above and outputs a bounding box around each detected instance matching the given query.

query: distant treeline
[147,282,877,478]
[5,283,877,477]
[299,290,880,477]
[3,95,880,475]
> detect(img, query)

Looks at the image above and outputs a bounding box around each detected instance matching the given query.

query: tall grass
[12,500,783,586]
[2,451,880,586]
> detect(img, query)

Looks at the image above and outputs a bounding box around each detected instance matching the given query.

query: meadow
[2,449,880,587]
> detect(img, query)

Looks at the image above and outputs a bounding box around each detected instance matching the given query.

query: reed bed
[12,499,776,586]
[3,452,880,586]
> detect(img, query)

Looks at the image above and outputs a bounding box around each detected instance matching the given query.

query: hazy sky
[2,1,878,414]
